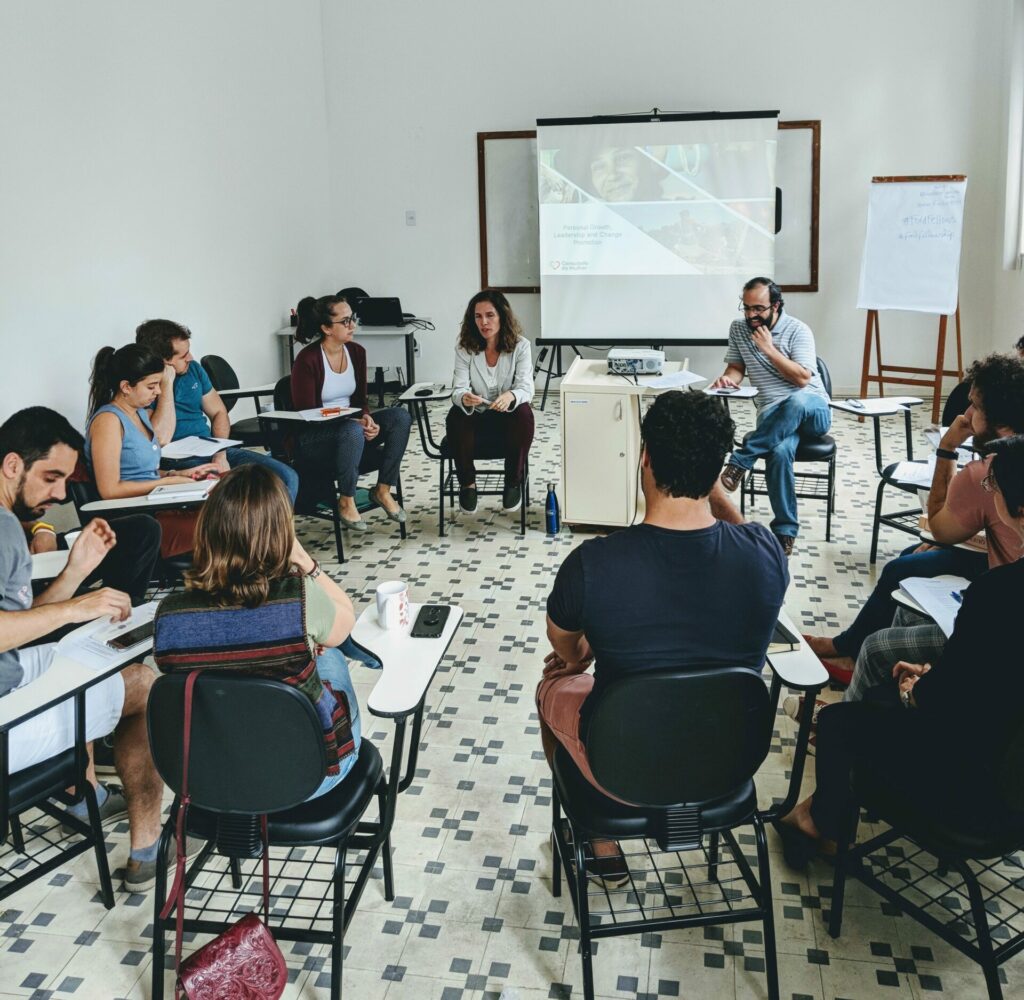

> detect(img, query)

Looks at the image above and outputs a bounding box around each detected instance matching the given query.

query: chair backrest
[997,712,1024,814]
[200,355,241,413]
[942,380,972,427]
[584,667,772,807]
[274,374,294,411]
[338,286,369,306]
[67,459,100,517]
[816,356,832,398]
[148,672,326,814]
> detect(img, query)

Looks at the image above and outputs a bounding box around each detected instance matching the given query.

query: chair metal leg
[332,502,345,564]
[753,815,780,1000]
[551,792,562,897]
[870,478,886,564]
[708,831,719,882]
[10,814,25,854]
[396,474,407,540]
[520,464,528,536]
[229,856,242,889]
[826,456,835,541]
[378,782,395,901]
[83,781,115,909]
[957,857,1004,1000]
[828,805,860,939]
[151,822,175,1000]
[332,845,347,1000]
[438,458,447,537]
[573,835,595,1000]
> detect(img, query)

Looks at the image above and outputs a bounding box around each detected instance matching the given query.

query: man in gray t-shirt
[711,277,831,553]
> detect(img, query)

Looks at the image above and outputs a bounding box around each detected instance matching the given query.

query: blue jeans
[729,389,832,538]
[164,447,299,506]
[307,646,363,800]
[832,543,987,659]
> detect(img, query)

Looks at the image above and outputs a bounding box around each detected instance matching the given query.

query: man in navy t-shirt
[538,390,788,874]
[136,319,299,504]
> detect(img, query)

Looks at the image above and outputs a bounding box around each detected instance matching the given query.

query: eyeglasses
[981,471,1000,495]
[331,316,358,329]
[738,303,772,315]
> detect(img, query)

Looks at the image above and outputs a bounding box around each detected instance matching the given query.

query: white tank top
[321,346,356,407]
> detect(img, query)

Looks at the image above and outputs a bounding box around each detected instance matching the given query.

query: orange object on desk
[321,407,342,417]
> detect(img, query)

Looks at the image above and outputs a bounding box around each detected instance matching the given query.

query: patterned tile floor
[1,394,1020,999]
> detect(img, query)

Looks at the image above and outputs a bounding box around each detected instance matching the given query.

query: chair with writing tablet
[257,376,407,564]
[740,357,838,540]
[199,355,269,448]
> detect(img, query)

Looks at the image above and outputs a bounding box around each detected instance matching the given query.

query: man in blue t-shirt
[136,319,299,504]
[538,390,789,879]
[710,277,831,555]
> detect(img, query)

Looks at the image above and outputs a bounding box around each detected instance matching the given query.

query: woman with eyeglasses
[291,294,411,530]
[778,434,1024,868]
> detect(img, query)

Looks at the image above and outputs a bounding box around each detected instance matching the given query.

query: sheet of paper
[161,435,241,459]
[643,370,706,389]
[299,407,359,421]
[55,601,159,670]
[898,575,970,638]
[145,480,213,503]
[890,458,935,487]
[704,385,758,398]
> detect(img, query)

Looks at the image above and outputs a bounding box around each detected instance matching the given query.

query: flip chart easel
[858,175,966,423]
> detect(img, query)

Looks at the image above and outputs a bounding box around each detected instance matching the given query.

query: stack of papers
[643,370,707,389]
[704,385,758,398]
[161,435,240,459]
[890,458,935,487]
[898,575,970,637]
[145,480,213,503]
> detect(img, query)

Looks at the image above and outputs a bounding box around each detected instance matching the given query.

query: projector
[607,348,665,376]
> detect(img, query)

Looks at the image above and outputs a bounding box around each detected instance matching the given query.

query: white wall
[0,1,336,430]
[323,0,1010,393]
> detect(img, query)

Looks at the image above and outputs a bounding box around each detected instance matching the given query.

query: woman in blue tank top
[86,344,218,558]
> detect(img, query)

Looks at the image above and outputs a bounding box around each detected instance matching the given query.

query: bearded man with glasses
[710,276,831,556]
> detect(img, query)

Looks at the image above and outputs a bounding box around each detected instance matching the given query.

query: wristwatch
[307,558,322,580]
[935,447,959,461]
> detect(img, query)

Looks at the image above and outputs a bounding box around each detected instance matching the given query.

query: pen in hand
[950,590,962,604]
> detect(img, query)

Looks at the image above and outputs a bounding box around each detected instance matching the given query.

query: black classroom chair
[199,354,268,447]
[148,672,396,1000]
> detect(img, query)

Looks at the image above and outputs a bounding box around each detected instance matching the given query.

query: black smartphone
[716,386,740,394]
[410,604,451,639]
[105,620,155,650]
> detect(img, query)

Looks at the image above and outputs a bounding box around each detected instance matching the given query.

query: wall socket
[405,210,416,226]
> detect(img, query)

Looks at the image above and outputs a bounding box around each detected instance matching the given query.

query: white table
[349,602,463,793]
[217,382,277,402]
[81,492,208,516]
[259,407,359,423]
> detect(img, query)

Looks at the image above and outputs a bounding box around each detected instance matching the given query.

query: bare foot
[822,655,855,674]
[804,634,840,658]
[781,799,822,840]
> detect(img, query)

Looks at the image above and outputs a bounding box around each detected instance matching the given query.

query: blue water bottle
[545,483,561,535]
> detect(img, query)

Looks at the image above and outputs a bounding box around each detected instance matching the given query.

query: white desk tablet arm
[829,400,918,478]
[762,611,829,824]
[397,383,451,462]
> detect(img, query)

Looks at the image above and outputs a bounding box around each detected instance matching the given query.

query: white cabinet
[559,358,684,527]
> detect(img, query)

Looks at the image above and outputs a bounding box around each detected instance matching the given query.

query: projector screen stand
[533,341,583,411]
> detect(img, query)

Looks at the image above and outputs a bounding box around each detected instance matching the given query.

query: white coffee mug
[375,580,410,631]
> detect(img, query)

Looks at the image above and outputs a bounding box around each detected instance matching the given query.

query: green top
[302,576,337,651]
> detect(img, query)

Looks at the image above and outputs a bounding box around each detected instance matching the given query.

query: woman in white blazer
[447,290,535,513]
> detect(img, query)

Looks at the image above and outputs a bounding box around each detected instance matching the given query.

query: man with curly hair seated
[536,390,789,884]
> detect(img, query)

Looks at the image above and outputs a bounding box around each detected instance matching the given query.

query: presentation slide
[537,112,778,343]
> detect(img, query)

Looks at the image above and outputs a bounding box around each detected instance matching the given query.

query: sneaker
[773,533,795,557]
[120,836,207,894]
[720,463,746,493]
[459,487,478,512]
[502,482,522,512]
[61,783,128,836]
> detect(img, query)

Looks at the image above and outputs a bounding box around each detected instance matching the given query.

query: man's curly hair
[966,353,1024,434]
[640,391,736,499]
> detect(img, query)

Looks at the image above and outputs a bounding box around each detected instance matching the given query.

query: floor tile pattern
[1,394,1020,999]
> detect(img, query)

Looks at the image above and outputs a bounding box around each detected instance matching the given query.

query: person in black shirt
[780,435,1024,863]
[539,390,789,878]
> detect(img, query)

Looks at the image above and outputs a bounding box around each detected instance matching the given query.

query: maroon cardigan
[290,339,370,416]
